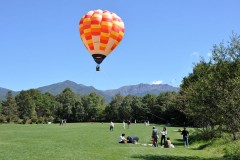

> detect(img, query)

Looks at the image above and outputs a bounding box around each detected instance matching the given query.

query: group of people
[118,133,139,144]
[110,120,132,131]
[144,120,150,126]
[112,120,190,148]
[152,126,171,147]
[152,126,189,148]
[59,119,67,126]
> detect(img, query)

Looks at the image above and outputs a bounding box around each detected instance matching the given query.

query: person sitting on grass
[118,133,127,143]
[164,137,175,148]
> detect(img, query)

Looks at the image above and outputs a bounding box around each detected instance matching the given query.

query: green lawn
[0,123,228,160]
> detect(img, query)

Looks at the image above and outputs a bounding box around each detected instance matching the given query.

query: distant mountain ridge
[0,80,179,102]
[104,83,179,97]
[37,80,112,101]
[0,87,12,100]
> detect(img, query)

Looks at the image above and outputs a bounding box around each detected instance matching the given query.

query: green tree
[129,96,144,121]
[0,100,5,122]
[56,88,76,121]
[104,93,124,121]
[3,91,19,122]
[210,33,240,140]
[82,93,105,121]
[157,92,185,125]
[71,98,85,122]
[180,60,224,138]
[179,33,240,139]
[118,95,133,121]
[142,94,158,122]
[25,89,54,119]
[43,92,60,118]
[16,90,37,121]
[0,100,2,115]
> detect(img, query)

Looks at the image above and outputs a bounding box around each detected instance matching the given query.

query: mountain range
[0,80,179,102]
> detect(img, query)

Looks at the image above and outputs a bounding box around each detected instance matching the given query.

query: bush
[47,116,54,122]
[54,117,61,123]
[223,154,240,160]
[6,117,11,123]
[38,117,44,124]
[190,128,222,142]
[17,119,23,124]
[31,116,38,124]
[12,116,20,123]
[223,140,240,159]
[22,116,29,124]
[0,116,6,123]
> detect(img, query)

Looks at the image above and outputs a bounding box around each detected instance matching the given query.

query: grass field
[0,123,234,160]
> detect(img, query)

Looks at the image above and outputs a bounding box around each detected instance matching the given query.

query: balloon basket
[96,65,100,71]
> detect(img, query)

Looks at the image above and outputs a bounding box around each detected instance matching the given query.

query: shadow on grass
[194,143,212,150]
[173,139,185,147]
[173,139,211,150]
[223,153,240,160]
[131,155,220,160]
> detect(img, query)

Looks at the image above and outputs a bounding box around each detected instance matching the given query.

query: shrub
[22,116,29,124]
[31,116,38,124]
[17,119,23,124]
[12,116,20,123]
[47,116,54,122]
[223,140,240,159]
[38,117,44,124]
[6,117,11,123]
[0,116,6,123]
[190,128,222,142]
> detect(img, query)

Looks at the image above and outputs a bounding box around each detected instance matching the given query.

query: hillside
[0,87,12,100]
[0,80,179,102]
[104,83,179,97]
[37,80,112,101]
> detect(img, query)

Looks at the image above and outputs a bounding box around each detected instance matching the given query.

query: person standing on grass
[123,120,126,129]
[110,121,114,131]
[181,127,189,147]
[152,126,159,147]
[60,119,64,126]
[127,120,131,128]
[160,127,167,146]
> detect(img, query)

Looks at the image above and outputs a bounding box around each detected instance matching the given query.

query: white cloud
[192,51,212,58]
[191,51,200,57]
[207,52,212,57]
[151,80,163,85]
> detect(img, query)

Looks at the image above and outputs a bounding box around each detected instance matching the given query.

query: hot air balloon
[79,10,125,71]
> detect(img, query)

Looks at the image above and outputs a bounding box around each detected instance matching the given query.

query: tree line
[0,89,186,125]
[0,33,240,140]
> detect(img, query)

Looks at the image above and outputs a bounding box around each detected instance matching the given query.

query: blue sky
[1,0,240,91]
